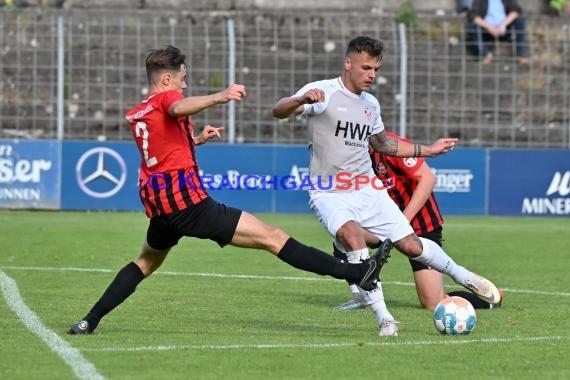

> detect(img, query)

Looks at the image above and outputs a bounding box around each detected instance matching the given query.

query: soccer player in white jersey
[272,36,501,336]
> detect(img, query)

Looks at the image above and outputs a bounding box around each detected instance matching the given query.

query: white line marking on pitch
[82,336,564,353]
[4,265,570,297]
[0,269,105,380]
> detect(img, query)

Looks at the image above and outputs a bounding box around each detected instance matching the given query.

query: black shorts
[146,197,242,250]
[409,227,443,272]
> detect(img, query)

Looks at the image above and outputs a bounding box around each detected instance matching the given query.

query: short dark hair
[345,36,384,60]
[145,45,186,84]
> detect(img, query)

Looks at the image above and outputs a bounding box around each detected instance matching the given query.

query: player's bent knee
[336,221,364,248]
[394,233,423,257]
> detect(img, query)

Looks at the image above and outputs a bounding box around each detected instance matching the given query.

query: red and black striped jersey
[370,132,443,235]
[125,90,208,217]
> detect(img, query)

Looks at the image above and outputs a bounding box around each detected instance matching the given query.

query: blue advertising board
[58,142,487,215]
[0,139,61,209]
[61,141,143,211]
[426,148,486,215]
[489,149,570,216]
[60,142,313,213]
[5,140,565,217]
[196,144,311,213]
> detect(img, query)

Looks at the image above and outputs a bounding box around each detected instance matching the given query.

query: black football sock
[332,244,356,286]
[83,261,145,330]
[278,238,362,282]
[332,244,348,261]
[448,290,491,309]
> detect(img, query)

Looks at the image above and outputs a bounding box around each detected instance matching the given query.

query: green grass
[1,211,569,380]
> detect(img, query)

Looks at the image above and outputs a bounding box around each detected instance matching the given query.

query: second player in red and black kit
[371,131,444,241]
[370,131,499,310]
[127,90,208,217]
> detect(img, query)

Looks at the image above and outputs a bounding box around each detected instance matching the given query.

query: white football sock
[413,237,470,285]
[345,248,369,264]
[345,248,394,321]
[365,282,395,323]
[349,284,360,295]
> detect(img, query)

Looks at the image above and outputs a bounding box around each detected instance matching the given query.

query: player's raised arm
[169,84,246,117]
[369,130,458,158]
[272,88,325,119]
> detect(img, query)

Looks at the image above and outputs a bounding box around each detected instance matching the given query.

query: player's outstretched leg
[276,238,387,291]
[412,236,501,304]
[67,261,146,335]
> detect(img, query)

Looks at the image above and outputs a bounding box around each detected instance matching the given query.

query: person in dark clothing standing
[466,0,529,64]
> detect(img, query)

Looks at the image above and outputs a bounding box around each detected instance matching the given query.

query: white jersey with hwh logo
[296,77,384,192]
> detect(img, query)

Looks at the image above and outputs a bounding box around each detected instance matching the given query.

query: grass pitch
[1,211,569,379]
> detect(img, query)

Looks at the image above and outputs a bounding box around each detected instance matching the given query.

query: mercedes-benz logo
[75,147,127,199]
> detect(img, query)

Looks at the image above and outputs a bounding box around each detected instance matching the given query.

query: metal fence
[1,9,569,147]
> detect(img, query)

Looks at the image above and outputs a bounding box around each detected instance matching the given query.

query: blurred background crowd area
[1,0,569,148]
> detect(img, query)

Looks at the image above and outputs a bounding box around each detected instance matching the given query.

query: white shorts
[309,182,413,250]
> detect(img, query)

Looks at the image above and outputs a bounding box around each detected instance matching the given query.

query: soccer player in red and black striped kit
[67,45,388,335]
[336,131,501,311]
[371,131,502,310]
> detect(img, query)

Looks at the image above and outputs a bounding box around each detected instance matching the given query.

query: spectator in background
[466,0,529,64]
[456,0,472,14]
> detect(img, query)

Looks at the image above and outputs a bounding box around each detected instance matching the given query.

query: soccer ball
[433,296,476,335]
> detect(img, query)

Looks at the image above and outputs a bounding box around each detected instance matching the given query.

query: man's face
[344,52,382,94]
[167,64,188,93]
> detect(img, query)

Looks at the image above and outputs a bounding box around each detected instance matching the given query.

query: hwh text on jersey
[335,120,372,141]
